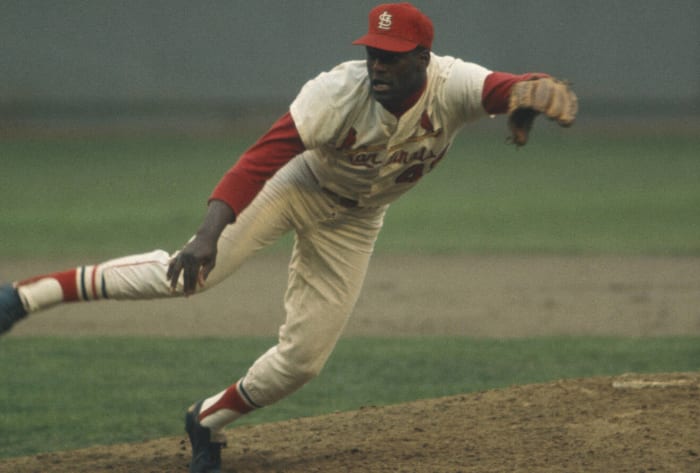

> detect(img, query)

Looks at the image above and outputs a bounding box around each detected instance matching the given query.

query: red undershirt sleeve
[209,111,306,217]
[481,71,550,114]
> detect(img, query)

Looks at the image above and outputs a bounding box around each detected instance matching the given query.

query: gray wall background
[2,0,698,127]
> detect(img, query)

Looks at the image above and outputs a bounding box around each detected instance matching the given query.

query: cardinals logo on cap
[353,3,433,53]
[378,11,392,30]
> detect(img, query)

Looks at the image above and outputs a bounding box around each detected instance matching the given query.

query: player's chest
[333,107,451,172]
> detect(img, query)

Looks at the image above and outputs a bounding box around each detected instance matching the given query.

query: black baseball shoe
[0,284,27,335]
[185,401,227,473]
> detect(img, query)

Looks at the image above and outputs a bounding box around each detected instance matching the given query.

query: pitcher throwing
[0,3,577,472]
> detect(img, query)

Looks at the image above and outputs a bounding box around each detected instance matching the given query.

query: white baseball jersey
[13,50,538,437]
[291,53,491,207]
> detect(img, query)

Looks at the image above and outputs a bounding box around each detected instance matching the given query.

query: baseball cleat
[185,401,227,473]
[0,283,27,335]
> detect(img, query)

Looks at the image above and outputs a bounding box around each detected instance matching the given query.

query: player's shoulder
[309,60,367,91]
[324,59,368,80]
[427,53,493,122]
[290,60,370,145]
[429,53,492,81]
[297,60,369,108]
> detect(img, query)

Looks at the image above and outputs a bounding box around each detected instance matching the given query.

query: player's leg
[243,205,387,406]
[183,158,359,471]
[10,250,174,312]
[0,161,304,335]
[190,197,387,437]
[0,216,293,335]
[0,250,179,334]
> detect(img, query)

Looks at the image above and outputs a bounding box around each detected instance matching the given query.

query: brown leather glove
[507,77,578,146]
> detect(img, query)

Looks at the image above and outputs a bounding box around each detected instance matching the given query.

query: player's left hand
[507,77,578,146]
[166,235,218,296]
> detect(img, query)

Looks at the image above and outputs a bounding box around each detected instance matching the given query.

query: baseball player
[0,3,577,472]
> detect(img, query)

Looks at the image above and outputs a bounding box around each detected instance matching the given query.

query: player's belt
[305,162,360,208]
[321,187,360,208]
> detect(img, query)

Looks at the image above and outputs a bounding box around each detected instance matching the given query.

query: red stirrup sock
[16,266,107,312]
[198,380,259,431]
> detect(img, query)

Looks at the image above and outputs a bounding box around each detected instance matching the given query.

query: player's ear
[416,47,430,67]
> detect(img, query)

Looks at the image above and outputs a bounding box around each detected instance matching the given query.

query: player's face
[365,46,430,110]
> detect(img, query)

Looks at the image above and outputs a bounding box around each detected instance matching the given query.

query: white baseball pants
[76,156,387,407]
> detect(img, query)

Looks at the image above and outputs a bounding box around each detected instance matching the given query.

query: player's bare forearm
[195,199,236,241]
[166,200,236,296]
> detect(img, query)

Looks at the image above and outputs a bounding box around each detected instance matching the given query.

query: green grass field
[1,126,699,459]
[1,127,698,259]
[1,336,698,458]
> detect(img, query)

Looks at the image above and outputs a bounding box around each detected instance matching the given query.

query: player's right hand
[166,235,218,296]
[167,199,235,296]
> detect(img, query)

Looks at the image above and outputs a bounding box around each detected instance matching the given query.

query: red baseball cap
[353,3,434,53]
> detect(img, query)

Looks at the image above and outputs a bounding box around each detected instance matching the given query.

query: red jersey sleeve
[209,112,306,216]
[481,71,550,114]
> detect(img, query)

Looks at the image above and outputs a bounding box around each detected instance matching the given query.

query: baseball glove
[507,77,578,146]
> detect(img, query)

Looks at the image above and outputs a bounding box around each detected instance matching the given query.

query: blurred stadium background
[1,0,698,135]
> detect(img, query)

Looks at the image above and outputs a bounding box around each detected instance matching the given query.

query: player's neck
[384,80,427,118]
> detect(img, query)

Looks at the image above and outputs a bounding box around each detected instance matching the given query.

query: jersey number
[395,164,424,184]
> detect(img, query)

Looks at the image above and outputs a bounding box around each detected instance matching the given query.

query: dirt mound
[4,373,698,473]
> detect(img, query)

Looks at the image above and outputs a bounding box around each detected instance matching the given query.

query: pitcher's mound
[4,372,698,472]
